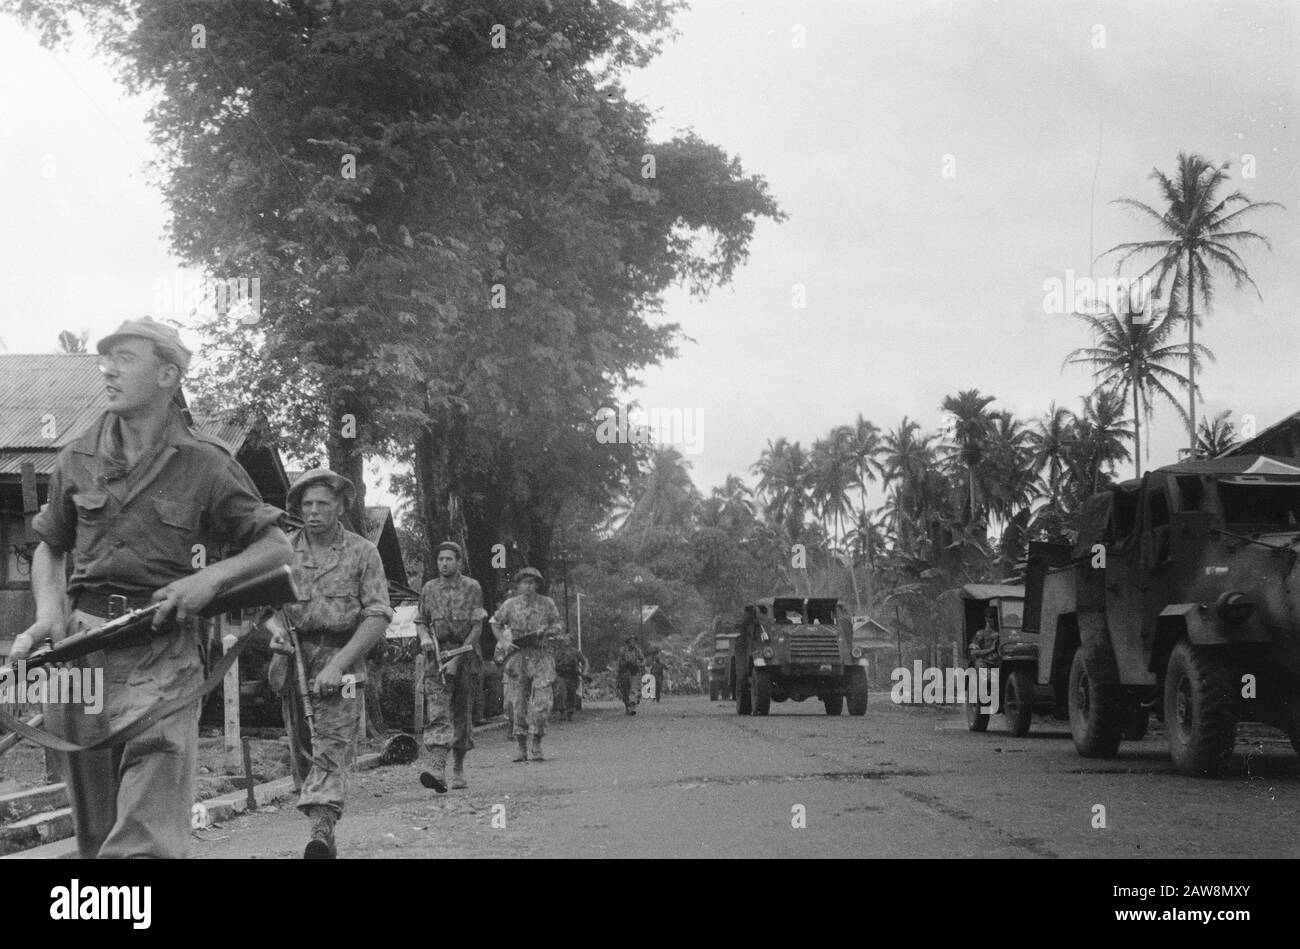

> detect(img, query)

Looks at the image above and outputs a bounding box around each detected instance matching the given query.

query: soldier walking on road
[415,541,486,792]
[10,318,294,858]
[617,637,646,715]
[491,567,565,761]
[278,469,393,859]
[650,651,666,703]
[554,640,589,721]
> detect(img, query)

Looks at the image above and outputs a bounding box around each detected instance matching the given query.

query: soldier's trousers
[617,670,641,709]
[509,646,555,737]
[46,608,202,859]
[502,653,521,734]
[282,641,360,818]
[422,651,474,753]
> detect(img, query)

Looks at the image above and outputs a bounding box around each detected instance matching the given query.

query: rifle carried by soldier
[20,564,301,669]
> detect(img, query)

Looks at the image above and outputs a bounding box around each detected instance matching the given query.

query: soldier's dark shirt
[34,407,283,597]
[416,573,484,644]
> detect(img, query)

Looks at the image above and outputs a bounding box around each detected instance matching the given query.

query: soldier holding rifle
[414,541,485,792]
[491,567,565,762]
[8,318,294,859]
[275,468,393,859]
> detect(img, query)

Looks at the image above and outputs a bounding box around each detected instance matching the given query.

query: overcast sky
[1,0,1297,511]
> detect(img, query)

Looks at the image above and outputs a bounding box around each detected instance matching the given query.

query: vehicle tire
[1124,704,1150,741]
[965,665,990,733]
[846,666,869,716]
[709,680,719,702]
[823,693,843,716]
[1004,668,1034,737]
[1164,640,1237,777]
[1068,642,1125,758]
[752,667,772,716]
[735,667,752,715]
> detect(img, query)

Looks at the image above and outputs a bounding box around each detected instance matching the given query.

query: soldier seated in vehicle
[968,607,1001,667]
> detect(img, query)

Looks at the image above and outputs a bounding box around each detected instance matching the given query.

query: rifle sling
[0,637,248,754]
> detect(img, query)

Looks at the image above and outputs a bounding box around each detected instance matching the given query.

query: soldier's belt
[74,590,156,619]
[296,629,355,648]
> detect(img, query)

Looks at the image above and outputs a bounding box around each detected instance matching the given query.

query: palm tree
[849,414,884,499]
[57,329,89,353]
[1064,304,1209,477]
[880,417,942,555]
[1029,403,1076,510]
[940,389,998,526]
[1195,410,1239,459]
[810,426,864,606]
[1104,152,1280,454]
[751,437,812,542]
[623,447,699,551]
[1068,390,1134,498]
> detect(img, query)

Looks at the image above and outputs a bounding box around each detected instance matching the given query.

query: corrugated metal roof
[0,354,107,449]
[0,450,58,476]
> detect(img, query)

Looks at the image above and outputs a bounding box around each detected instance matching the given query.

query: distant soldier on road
[616,637,646,715]
[554,640,589,721]
[650,650,666,703]
[415,541,486,792]
[278,468,393,859]
[490,567,565,761]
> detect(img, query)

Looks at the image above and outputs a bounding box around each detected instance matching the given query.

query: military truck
[732,596,869,716]
[941,583,1041,737]
[1023,454,1300,776]
[709,630,738,701]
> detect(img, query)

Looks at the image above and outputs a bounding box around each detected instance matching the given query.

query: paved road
[194,694,1300,858]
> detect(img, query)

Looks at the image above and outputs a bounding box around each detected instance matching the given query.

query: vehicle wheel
[823,693,843,715]
[965,665,989,732]
[1164,640,1237,777]
[752,668,771,716]
[1124,704,1150,741]
[846,666,869,716]
[709,680,719,701]
[735,668,752,715]
[1068,642,1126,758]
[1004,669,1034,737]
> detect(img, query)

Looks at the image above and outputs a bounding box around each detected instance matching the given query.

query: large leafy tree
[1104,152,1279,454]
[940,389,997,528]
[1195,410,1239,459]
[9,1,783,602]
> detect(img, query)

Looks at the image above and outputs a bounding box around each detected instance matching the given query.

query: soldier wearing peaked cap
[10,317,294,858]
[276,467,392,858]
[414,540,485,792]
[491,566,567,762]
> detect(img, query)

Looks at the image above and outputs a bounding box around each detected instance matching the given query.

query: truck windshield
[1218,481,1300,530]
[999,601,1024,629]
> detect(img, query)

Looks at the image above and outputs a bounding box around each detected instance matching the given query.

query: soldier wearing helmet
[490,566,566,761]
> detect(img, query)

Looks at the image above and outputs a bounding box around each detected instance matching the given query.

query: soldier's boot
[450,749,468,789]
[419,747,449,793]
[512,736,529,762]
[529,734,544,761]
[303,806,337,860]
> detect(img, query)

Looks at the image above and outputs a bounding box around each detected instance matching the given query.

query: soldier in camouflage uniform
[415,541,485,792]
[490,567,565,761]
[277,469,393,859]
[617,637,646,714]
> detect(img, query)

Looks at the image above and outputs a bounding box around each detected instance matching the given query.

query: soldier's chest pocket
[72,491,110,525]
[322,580,360,601]
[154,497,202,536]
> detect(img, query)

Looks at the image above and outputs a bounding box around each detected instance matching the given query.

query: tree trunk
[326,400,367,534]
[1186,252,1197,457]
[1132,377,1142,478]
